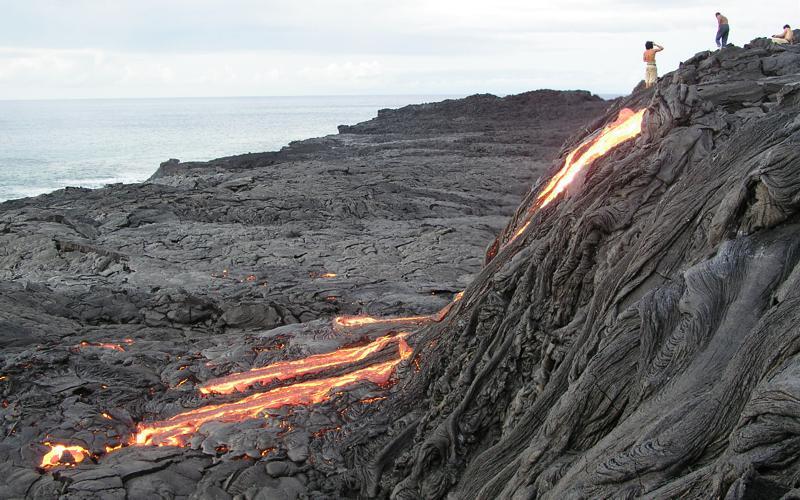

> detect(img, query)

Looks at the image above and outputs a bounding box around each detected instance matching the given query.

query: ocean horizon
[0,95,462,202]
[0,92,620,203]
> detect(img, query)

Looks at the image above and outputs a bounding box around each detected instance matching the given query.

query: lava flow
[334,291,464,328]
[40,443,90,469]
[199,333,410,395]
[75,341,126,352]
[508,108,645,243]
[134,337,412,447]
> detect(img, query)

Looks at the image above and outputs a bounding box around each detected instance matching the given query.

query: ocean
[0,95,456,202]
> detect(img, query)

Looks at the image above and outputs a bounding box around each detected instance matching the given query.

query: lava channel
[199,332,410,395]
[509,108,645,243]
[334,291,464,328]
[75,341,126,352]
[133,337,412,447]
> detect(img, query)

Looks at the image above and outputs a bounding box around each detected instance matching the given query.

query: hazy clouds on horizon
[0,0,794,99]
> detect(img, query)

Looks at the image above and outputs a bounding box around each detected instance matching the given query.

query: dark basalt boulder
[350,41,800,498]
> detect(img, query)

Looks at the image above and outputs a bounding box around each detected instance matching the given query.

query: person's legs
[773,37,789,44]
[715,26,724,48]
[645,65,657,88]
[722,25,729,46]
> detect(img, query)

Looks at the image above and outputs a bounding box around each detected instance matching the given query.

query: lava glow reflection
[133,337,412,447]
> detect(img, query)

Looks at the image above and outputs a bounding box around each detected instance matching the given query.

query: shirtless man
[643,41,663,89]
[715,12,730,48]
[772,25,794,44]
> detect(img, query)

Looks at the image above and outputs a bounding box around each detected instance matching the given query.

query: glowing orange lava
[320,273,337,278]
[536,108,645,209]
[334,314,430,328]
[334,291,464,328]
[133,337,412,447]
[77,341,125,352]
[40,443,90,468]
[507,108,645,244]
[199,333,410,395]
[105,443,123,453]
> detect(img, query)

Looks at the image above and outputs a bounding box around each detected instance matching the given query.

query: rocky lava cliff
[360,38,800,499]
[3,37,800,500]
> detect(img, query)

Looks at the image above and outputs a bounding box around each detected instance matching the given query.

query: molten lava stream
[334,291,464,328]
[199,333,410,395]
[76,341,126,352]
[333,314,430,328]
[535,108,645,209]
[507,108,645,244]
[134,338,412,447]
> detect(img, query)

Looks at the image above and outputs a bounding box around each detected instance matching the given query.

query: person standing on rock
[643,41,663,88]
[772,25,794,44]
[715,12,730,48]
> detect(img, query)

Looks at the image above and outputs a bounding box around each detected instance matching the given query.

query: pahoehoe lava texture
[4,37,800,499]
[354,39,800,498]
[0,90,607,498]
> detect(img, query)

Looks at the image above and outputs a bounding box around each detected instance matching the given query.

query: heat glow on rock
[38,107,635,466]
[40,443,90,469]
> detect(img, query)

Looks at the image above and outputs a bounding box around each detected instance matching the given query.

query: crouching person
[772,25,794,44]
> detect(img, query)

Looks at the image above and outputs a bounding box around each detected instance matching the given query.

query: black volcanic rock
[351,41,800,499]
[0,90,608,498]
[5,38,800,499]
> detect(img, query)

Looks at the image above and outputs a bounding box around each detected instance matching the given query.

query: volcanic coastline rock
[4,37,800,500]
[0,90,607,498]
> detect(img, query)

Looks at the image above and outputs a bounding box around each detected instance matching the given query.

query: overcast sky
[0,0,795,99]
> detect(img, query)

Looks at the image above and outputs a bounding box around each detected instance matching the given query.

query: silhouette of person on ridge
[643,41,663,89]
[715,12,730,49]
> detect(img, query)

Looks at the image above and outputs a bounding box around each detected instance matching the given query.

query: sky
[0,0,796,99]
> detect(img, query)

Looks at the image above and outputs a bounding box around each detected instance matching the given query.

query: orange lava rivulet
[133,337,412,447]
[334,290,464,328]
[199,333,410,395]
[509,108,645,243]
[76,341,126,352]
